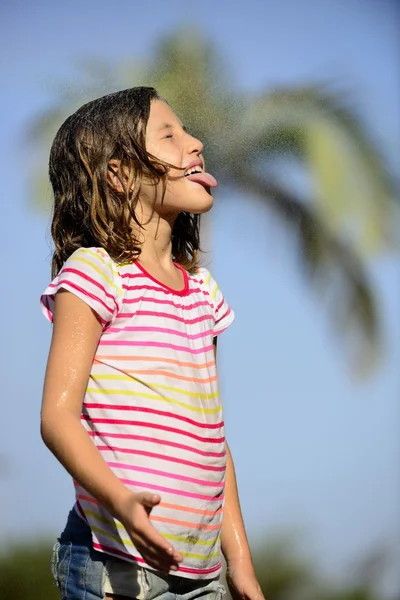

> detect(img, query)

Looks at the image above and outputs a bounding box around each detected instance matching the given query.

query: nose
[186,131,203,156]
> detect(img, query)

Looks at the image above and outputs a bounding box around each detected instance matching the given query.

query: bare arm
[41,290,129,514]
[221,444,255,568]
[222,445,264,598]
[214,338,264,598]
[41,289,182,572]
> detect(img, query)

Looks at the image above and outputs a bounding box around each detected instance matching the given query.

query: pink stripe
[87,431,226,457]
[122,283,168,293]
[84,404,223,429]
[120,272,148,279]
[116,310,214,325]
[191,275,205,285]
[50,279,112,318]
[216,307,231,324]
[122,284,203,296]
[107,462,224,488]
[98,340,214,354]
[91,542,221,576]
[96,445,225,471]
[188,275,212,297]
[61,267,116,303]
[176,562,222,576]
[123,296,213,311]
[83,416,224,443]
[42,294,53,321]
[128,260,189,296]
[77,494,99,505]
[93,541,146,562]
[120,477,224,501]
[216,297,224,312]
[105,325,213,340]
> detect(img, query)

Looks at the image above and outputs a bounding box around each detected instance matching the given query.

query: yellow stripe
[203,271,212,286]
[86,388,222,414]
[74,256,120,294]
[91,524,135,547]
[91,376,219,400]
[163,533,214,546]
[88,514,219,553]
[72,250,122,296]
[85,509,123,529]
[210,282,218,300]
[181,550,220,560]
[80,248,117,279]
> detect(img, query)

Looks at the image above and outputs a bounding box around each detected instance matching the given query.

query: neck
[133,207,176,268]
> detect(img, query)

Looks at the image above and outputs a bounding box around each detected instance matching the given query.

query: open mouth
[184,165,203,177]
[183,161,217,188]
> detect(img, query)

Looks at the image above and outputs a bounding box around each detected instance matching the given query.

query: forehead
[146,99,183,131]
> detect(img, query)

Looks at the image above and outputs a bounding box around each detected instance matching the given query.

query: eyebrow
[158,123,188,132]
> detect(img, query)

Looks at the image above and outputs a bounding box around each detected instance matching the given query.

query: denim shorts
[51,507,226,600]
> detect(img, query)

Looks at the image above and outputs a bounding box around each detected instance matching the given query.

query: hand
[116,491,183,573]
[226,558,265,600]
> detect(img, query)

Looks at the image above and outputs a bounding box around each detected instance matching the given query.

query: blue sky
[1,0,399,594]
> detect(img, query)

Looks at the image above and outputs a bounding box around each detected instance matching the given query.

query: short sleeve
[40,247,123,326]
[198,267,235,336]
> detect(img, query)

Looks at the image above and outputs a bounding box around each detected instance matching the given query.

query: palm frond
[239,86,399,254]
[232,167,380,375]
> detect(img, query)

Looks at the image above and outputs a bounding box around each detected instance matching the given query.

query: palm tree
[28,28,399,374]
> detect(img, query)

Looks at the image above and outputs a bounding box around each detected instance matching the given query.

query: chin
[191,185,216,212]
[184,198,214,215]
[196,197,214,214]
[165,188,215,215]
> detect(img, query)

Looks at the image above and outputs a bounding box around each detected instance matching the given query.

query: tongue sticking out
[185,172,218,188]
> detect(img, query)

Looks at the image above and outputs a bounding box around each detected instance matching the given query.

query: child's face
[141,99,216,217]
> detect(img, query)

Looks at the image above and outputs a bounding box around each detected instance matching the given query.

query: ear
[107,159,126,193]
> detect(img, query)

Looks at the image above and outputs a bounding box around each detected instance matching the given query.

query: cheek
[142,177,182,207]
[164,178,184,199]
[148,142,180,167]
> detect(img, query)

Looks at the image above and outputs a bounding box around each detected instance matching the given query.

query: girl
[40,87,263,600]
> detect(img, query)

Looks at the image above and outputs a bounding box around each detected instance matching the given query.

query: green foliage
[0,542,58,600]
[0,538,391,600]
[252,538,316,599]
[317,590,379,600]
[249,536,389,600]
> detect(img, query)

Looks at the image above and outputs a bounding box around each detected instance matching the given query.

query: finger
[139,539,179,568]
[173,555,183,564]
[132,532,179,566]
[137,492,161,512]
[135,520,177,558]
[134,541,179,573]
[172,549,183,563]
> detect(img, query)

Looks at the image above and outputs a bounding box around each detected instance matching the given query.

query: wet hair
[49,86,200,278]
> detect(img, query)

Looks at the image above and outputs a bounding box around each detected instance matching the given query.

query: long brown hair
[49,86,200,278]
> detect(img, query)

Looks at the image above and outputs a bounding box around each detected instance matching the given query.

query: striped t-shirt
[40,247,234,579]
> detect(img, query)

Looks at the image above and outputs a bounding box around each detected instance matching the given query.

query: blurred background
[0,0,399,598]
